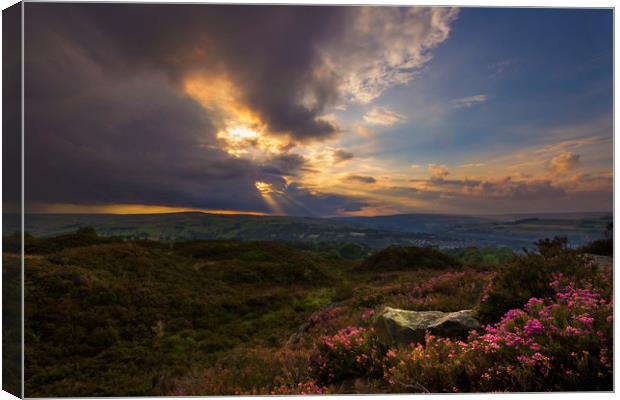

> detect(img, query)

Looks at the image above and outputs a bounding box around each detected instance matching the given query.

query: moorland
[1,213,613,396]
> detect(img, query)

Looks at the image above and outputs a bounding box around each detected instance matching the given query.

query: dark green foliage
[338,243,366,260]
[2,254,22,397]
[579,238,613,256]
[16,227,612,396]
[359,246,461,272]
[4,227,121,254]
[579,223,613,256]
[534,236,570,258]
[287,241,371,260]
[22,232,343,397]
[444,247,515,267]
[475,238,602,324]
[173,240,337,285]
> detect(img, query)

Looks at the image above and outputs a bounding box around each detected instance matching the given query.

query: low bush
[171,346,319,395]
[444,247,515,268]
[309,327,392,385]
[359,246,461,272]
[382,268,492,312]
[476,237,602,324]
[579,223,613,256]
[389,274,613,392]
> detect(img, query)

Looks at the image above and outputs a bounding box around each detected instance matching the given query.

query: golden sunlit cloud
[29,203,268,216]
[255,181,275,195]
[183,73,289,158]
[254,181,286,214]
[549,151,580,173]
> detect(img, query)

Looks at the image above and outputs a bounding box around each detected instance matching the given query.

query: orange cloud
[549,152,580,173]
[183,73,289,158]
[428,163,450,180]
[29,203,268,216]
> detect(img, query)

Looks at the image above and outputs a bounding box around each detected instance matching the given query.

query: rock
[373,307,480,346]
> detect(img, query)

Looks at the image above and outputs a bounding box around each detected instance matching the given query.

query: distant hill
[20,211,612,250]
[333,213,490,233]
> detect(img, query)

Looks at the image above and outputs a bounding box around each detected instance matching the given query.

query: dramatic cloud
[342,174,377,184]
[363,107,406,126]
[262,154,307,176]
[451,94,488,108]
[549,152,580,173]
[23,4,610,217]
[332,149,355,164]
[23,4,375,215]
[319,7,459,103]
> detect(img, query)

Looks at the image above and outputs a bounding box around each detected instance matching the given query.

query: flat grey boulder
[373,307,480,346]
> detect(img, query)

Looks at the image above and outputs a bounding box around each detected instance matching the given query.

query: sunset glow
[26,5,612,216]
[29,203,268,216]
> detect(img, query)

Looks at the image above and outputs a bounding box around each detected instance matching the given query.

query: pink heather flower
[517,355,536,367]
[525,297,545,310]
[575,313,595,325]
[524,319,545,336]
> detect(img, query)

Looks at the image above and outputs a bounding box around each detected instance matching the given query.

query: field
[22,212,612,250]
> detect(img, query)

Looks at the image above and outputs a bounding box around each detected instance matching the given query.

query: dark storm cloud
[27,4,346,141]
[275,182,367,217]
[342,174,377,184]
[24,3,363,215]
[261,154,307,177]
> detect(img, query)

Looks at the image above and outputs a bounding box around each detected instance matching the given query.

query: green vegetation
[2,252,21,397]
[5,227,121,254]
[359,246,461,272]
[475,237,609,324]
[11,226,612,396]
[579,223,613,256]
[444,246,515,267]
[21,232,347,396]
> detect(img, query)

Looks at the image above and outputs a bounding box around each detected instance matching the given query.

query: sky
[24,4,613,217]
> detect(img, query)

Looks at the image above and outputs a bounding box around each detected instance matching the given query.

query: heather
[10,229,613,395]
[388,272,613,392]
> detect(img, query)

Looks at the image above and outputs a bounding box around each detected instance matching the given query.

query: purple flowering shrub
[476,243,602,324]
[389,274,613,392]
[392,269,491,311]
[310,327,393,385]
